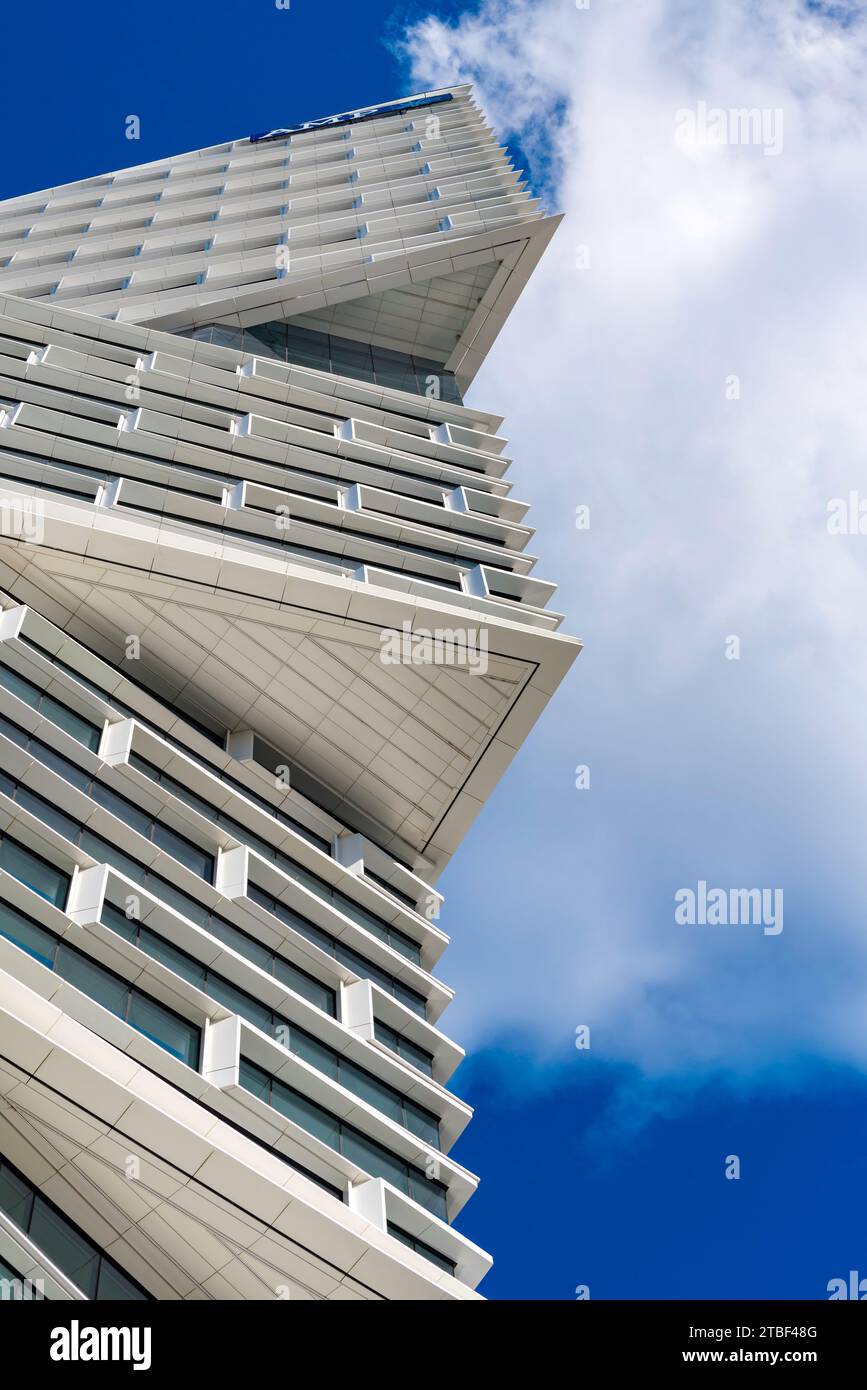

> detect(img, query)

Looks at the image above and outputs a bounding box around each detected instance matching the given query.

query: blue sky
[0,1,469,200]
[5,0,867,1300]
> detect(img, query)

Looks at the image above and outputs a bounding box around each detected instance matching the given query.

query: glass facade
[101,903,439,1144]
[387,1222,456,1276]
[1,738,423,1028]
[0,830,69,908]
[180,321,464,405]
[19,630,419,875]
[248,883,428,1018]
[240,1057,448,1221]
[0,658,102,750]
[0,711,214,880]
[16,637,332,855]
[0,897,201,1066]
[5,734,426,1049]
[129,752,423,963]
[0,640,419,931]
[374,1020,435,1078]
[0,1156,148,1299]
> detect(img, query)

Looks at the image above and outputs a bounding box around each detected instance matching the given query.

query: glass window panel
[100,904,138,943]
[205,974,272,1032]
[0,900,57,967]
[284,327,330,372]
[0,1164,35,1230]
[95,1260,147,1300]
[440,375,463,406]
[0,714,29,748]
[126,993,200,1068]
[243,828,279,862]
[290,1029,338,1080]
[245,322,286,362]
[386,1223,455,1275]
[337,897,387,942]
[267,1079,340,1150]
[151,822,212,880]
[330,339,375,383]
[81,832,143,884]
[403,1040,433,1076]
[404,1103,440,1147]
[0,1253,34,1292]
[208,914,269,968]
[418,1245,455,1275]
[408,1169,448,1221]
[0,838,69,907]
[138,928,206,989]
[0,663,35,704]
[374,1021,434,1076]
[239,1058,271,1102]
[388,1222,414,1252]
[17,787,82,843]
[35,744,89,790]
[89,782,151,836]
[55,946,129,1017]
[209,326,243,350]
[178,787,218,823]
[394,981,427,1018]
[29,1199,99,1298]
[145,872,209,927]
[372,347,417,393]
[43,696,101,751]
[341,1059,402,1123]
[385,928,422,965]
[272,956,336,1016]
[340,1127,408,1192]
[251,887,426,1016]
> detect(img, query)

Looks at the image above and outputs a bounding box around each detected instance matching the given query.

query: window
[364,869,418,911]
[16,635,332,854]
[0,708,426,1041]
[130,751,422,962]
[0,897,201,1067]
[178,322,464,403]
[0,712,213,880]
[0,1156,148,1300]
[374,1020,435,1078]
[387,1222,456,1276]
[248,883,428,1018]
[100,904,438,1144]
[0,832,69,909]
[240,1057,448,1221]
[19,634,224,747]
[0,658,101,750]
[19,631,418,873]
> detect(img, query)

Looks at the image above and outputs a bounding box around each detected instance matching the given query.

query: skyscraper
[0,85,578,1301]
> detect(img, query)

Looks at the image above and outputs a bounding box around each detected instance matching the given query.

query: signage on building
[249,92,453,143]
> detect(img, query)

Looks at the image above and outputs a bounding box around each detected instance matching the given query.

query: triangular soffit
[144,216,562,394]
[0,533,563,876]
[285,261,500,366]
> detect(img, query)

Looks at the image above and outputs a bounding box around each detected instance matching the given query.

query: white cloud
[399,0,867,1078]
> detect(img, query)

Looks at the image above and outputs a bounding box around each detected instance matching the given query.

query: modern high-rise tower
[0,86,578,1301]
